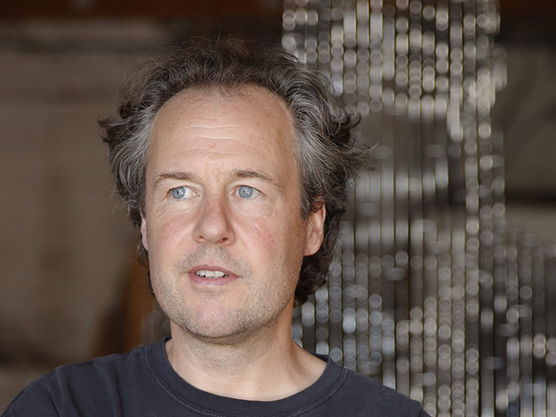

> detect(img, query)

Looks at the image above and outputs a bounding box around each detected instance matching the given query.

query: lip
[188,264,239,286]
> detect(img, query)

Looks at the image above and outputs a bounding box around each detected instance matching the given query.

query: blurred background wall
[0,0,554,413]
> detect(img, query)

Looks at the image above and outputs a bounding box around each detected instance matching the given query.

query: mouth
[188,265,238,286]
[194,269,229,278]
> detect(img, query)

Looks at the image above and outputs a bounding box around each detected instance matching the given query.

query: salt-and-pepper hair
[100,37,368,304]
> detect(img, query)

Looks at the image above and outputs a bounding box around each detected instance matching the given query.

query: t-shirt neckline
[146,337,347,416]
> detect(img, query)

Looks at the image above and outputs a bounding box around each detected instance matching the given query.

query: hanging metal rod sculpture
[283,1,555,416]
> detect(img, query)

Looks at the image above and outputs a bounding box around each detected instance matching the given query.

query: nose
[192,196,234,246]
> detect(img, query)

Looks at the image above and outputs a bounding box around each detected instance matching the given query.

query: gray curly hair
[100,37,367,304]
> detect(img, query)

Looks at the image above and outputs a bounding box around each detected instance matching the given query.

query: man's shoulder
[2,342,156,416]
[33,341,152,386]
[325,364,428,417]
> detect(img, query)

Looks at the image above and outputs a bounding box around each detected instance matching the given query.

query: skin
[141,85,327,400]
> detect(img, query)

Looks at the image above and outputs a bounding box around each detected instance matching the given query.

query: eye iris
[238,186,254,199]
[171,187,186,199]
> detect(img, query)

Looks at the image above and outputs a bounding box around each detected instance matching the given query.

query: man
[3,38,429,416]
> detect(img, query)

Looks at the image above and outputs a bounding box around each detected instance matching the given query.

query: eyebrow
[231,169,277,186]
[154,169,279,188]
[154,171,196,187]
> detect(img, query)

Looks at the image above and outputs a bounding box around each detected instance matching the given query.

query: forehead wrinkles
[149,84,300,165]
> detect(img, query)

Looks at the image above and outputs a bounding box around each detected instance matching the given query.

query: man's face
[141,86,325,342]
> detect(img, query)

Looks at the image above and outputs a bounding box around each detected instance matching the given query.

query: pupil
[172,187,185,198]
[239,186,253,198]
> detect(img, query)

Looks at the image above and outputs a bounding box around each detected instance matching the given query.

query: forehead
[147,85,299,178]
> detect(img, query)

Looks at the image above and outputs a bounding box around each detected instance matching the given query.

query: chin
[178,320,258,345]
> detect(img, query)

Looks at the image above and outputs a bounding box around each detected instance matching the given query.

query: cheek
[241,215,306,268]
[236,216,296,279]
[237,215,276,248]
[148,214,192,258]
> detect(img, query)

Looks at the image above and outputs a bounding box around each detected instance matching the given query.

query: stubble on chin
[153,245,297,345]
[153,246,257,341]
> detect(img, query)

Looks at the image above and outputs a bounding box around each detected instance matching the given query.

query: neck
[166,313,326,401]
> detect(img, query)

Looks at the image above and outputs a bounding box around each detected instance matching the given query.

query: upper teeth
[195,270,228,278]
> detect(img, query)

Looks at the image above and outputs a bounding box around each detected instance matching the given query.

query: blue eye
[170,186,190,199]
[237,185,255,199]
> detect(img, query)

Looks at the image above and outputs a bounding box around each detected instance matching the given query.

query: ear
[140,213,149,251]
[304,204,326,256]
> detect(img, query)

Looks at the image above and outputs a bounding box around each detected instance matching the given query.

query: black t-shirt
[3,339,429,416]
